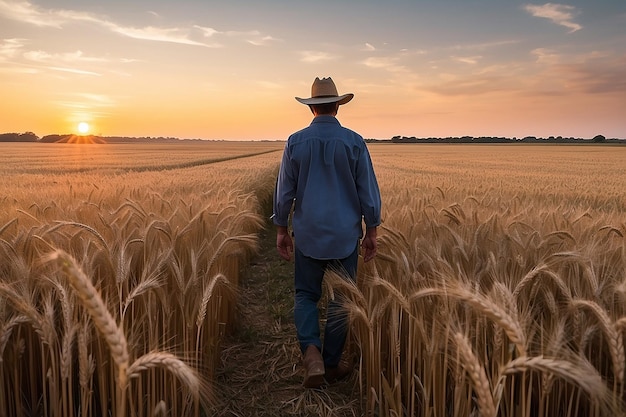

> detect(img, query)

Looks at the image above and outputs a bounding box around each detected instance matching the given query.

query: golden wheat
[2,143,625,416]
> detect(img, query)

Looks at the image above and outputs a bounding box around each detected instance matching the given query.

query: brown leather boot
[324,359,353,384]
[325,341,355,384]
[302,345,325,388]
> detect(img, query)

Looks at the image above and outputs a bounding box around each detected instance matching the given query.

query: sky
[1,0,625,140]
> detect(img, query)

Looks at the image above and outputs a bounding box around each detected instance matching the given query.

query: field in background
[1,142,625,416]
[0,142,283,417]
[351,143,626,416]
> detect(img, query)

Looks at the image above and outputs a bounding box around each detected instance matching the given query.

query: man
[272,77,382,388]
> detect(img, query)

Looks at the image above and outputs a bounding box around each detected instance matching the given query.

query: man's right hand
[361,227,378,262]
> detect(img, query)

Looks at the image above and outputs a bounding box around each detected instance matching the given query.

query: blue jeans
[294,243,359,368]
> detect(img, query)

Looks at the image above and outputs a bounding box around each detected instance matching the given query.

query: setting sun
[77,122,90,135]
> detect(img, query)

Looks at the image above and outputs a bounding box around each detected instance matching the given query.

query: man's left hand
[276,226,293,261]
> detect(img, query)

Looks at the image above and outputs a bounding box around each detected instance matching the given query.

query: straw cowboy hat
[295,77,354,105]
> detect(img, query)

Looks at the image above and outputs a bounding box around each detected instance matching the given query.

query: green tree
[592,134,606,143]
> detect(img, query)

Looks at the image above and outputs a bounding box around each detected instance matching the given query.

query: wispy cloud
[363,43,376,52]
[523,3,582,33]
[453,56,482,65]
[256,80,281,89]
[0,65,37,74]
[532,52,626,95]
[426,74,513,96]
[0,0,274,48]
[106,24,208,46]
[561,56,626,94]
[194,25,220,38]
[299,51,336,63]
[0,38,25,59]
[23,50,108,63]
[47,66,101,76]
[0,0,64,27]
[362,56,407,73]
[531,48,560,65]
[451,40,521,51]
[75,93,116,106]
[247,35,280,46]
[55,93,116,109]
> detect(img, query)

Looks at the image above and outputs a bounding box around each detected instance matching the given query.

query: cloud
[0,1,273,48]
[23,49,108,63]
[74,93,116,105]
[363,43,376,52]
[453,56,482,65]
[0,38,25,59]
[299,51,336,63]
[425,74,513,96]
[194,25,221,38]
[105,24,209,46]
[523,3,582,32]
[257,81,281,89]
[47,66,101,76]
[219,29,281,46]
[247,35,280,46]
[451,40,521,51]
[531,48,560,65]
[362,56,407,73]
[55,93,116,113]
[565,58,626,94]
[0,0,64,27]
[541,54,626,95]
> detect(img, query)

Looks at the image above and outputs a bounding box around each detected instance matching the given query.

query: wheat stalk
[570,299,625,385]
[48,249,130,417]
[453,332,497,417]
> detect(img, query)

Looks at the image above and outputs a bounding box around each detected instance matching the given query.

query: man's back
[280,115,376,259]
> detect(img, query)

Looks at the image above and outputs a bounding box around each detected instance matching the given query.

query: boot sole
[304,372,325,388]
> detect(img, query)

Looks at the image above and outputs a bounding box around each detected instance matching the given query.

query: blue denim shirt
[273,115,381,260]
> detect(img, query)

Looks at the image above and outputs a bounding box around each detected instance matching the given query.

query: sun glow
[77,122,90,134]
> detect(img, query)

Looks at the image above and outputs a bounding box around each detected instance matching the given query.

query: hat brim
[295,93,354,106]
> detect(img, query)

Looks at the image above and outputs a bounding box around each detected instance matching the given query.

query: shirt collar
[311,115,340,126]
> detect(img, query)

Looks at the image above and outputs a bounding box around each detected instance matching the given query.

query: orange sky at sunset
[1,1,625,140]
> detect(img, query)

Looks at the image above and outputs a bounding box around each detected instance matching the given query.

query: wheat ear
[128,352,200,399]
[453,332,497,417]
[411,286,527,357]
[153,400,168,417]
[49,250,129,385]
[570,299,624,385]
[499,355,607,400]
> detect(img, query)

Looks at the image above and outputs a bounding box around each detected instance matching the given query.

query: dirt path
[208,218,361,417]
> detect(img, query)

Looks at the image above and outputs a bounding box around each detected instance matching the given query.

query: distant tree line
[0,133,198,143]
[1,132,624,144]
[0,132,39,142]
[379,134,625,144]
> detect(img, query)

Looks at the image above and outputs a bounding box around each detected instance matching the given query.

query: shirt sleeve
[272,143,296,227]
[355,143,382,228]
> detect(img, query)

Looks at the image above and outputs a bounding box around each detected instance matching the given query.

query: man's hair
[310,102,339,115]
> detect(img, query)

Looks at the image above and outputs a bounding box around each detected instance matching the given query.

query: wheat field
[340,143,626,417]
[0,142,282,417]
[1,142,625,416]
